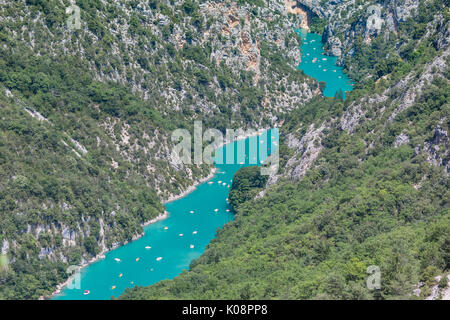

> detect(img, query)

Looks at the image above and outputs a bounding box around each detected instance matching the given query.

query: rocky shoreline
[162,167,218,204]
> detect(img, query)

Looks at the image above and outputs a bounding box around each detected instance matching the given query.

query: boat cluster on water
[69,160,245,298]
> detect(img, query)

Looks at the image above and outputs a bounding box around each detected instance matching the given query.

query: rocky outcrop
[421,126,449,174]
[413,274,450,300]
[394,132,410,147]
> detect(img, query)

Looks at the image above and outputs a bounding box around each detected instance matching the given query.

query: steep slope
[0,0,316,299]
[119,0,449,300]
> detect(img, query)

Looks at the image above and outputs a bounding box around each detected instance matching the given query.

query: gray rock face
[270,123,325,183]
[296,0,327,18]
[394,132,410,147]
[1,239,9,255]
[423,126,449,174]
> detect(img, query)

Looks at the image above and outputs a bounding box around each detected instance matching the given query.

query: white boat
[83,290,90,295]
[164,226,168,230]
[145,246,151,249]
[179,234,183,237]
[189,210,194,213]
[190,245,194,249]
[208,181,213,184]
[193,231,198,235]
[226,209,230,212]
[114,258,121,262]
[156,257,163,261]
[214,209,219,212]
[222,183,227,186]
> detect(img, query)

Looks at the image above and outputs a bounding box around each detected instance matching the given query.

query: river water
[296,29,354,98]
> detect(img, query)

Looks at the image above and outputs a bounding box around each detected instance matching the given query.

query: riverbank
[163,167,218,204]
[162,126,271,204]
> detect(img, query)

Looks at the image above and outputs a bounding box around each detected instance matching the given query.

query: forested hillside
[0,0,315,299]
[120,0,449,300]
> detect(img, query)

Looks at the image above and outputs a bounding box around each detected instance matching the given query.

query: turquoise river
[296,29,354,98]
[55,30,352,300]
